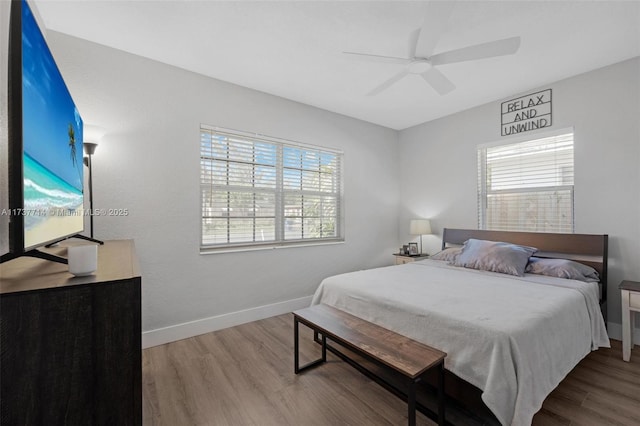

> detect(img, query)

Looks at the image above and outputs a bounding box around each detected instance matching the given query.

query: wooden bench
[293,304,446,426]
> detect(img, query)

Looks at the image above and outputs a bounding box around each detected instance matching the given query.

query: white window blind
[478,131,574,233]
[200,126,343,250]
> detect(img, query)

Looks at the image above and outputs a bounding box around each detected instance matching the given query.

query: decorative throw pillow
[525,257,600,282]
[452,239,537,277]
[430,247,462,262]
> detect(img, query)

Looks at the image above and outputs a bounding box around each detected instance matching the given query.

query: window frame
[477,127,575,233]
[200,125,344,253]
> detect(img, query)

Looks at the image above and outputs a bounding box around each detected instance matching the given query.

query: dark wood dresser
[0,240,142,426]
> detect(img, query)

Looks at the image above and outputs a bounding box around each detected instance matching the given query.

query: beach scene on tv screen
[22,0,84,248]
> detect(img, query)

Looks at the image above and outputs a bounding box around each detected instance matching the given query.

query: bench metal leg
[294,317,327,374]
[437,361,445,426]
[408,379,417,426]
[407,363,445,426]
[407,361,446,426]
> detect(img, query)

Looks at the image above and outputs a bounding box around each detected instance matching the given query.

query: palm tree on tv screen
[68,122,82,186]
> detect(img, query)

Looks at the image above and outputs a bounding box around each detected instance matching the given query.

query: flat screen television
[1,0,84,264]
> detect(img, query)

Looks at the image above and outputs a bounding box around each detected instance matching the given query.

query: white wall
[399,58,640,333]
[31,32,400,345]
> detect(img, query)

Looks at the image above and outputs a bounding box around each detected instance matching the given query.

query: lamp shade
[83,142,98,156]
[410,219,432,235]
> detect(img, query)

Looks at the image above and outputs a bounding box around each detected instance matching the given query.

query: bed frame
[442,228,609,320]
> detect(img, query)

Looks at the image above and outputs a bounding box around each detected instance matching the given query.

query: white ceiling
[36,1,640,130]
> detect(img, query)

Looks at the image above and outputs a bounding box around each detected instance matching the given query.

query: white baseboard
[607,321,640,343]
[142,295,313,349]
[142,301,639,349]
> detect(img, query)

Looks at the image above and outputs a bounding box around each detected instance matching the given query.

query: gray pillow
[430,247,462,262]
[452,239,537,277]
[525,257,600,282]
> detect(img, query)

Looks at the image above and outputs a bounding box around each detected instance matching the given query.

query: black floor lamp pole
[88,154,94,238]
[83,143,98,239]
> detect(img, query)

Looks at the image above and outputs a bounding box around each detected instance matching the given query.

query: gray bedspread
[311,259,610,426]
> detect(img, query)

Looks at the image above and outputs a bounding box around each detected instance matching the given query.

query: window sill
[200,239,345,255]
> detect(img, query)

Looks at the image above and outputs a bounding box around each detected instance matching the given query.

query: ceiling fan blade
[414,1,456,58]
[429,36,521,66]
[343,51,411,65]
[367,69,410,96]
[421,67,456,95]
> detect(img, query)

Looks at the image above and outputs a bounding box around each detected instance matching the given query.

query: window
[200,125,343,250]
[477,130,574,233]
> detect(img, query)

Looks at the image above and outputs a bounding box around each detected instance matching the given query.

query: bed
[311,228,610,426]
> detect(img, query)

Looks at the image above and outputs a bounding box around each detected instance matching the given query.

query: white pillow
[526,257,599,282]
[430,247,462,262]
[452,239,537,277]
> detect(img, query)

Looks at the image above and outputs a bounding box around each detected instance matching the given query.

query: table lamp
[410,219,432,255]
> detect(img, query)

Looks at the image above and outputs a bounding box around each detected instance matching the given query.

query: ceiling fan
[344,2,521,96]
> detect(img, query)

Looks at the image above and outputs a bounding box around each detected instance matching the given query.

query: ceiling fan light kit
[407,60,431,74]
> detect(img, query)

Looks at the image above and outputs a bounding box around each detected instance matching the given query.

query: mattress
[311,259,610,426]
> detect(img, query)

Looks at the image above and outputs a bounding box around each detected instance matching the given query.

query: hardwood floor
[143,314,640,426]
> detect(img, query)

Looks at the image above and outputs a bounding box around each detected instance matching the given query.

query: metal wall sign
[501,89,552,136]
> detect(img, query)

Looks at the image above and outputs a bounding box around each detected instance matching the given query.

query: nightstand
[619,280,640,362]
[393,254,430,265]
